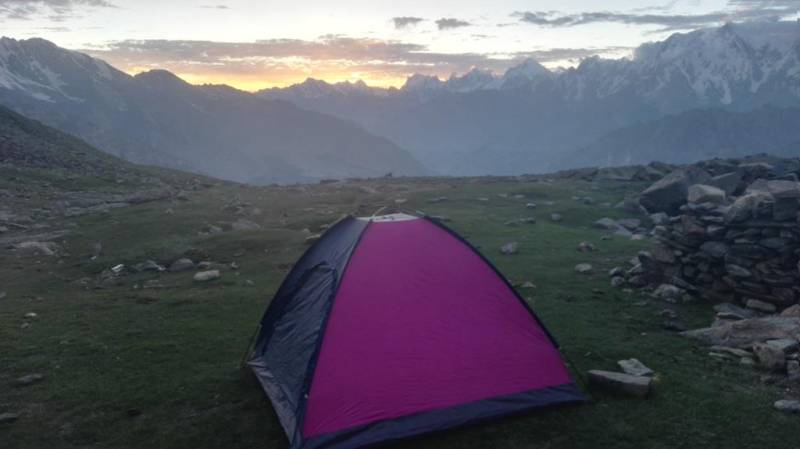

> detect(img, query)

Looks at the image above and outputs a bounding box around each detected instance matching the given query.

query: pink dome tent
[248,213,584,449]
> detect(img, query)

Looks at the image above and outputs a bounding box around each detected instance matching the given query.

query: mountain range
[262,21,800,175]
[0,38,424,183]
[1,20,799,182]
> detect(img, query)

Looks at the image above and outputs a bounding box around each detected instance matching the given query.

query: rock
[752,343,786,371]
[16,373,44,387]
[0,291,6,300]
[680,317,800,347]
[0,413,19,424]
[427,196,448,203]
[780,305,800,318]
[577,241,597,252]
[617,358,654,377]
[24,312,37,319]
[766,338,799,354]
[688,184,726,204]
[193,270,220,282]
[714,302,757,320]
[231,219,261,231]
[525,203,537,209]
[574,263,593,274]
[608,267,624,277]
[650,245,676,264]
[587,370,652,397]
[617,218,642,230]
[168,258,195,272]
[788,360,800,379]
[726,265,753,279]
[709,346,751,358]
[305,234,322,245]
[649,212,670,226]
[774,399,800,414]
[708,171,743,195]
[652,284,685,303]
[500,242,519,255]
[746,299,776,313]
[748,180,800,199]
[13,241,58,256]
[520,281,536,289]
[725,192,773,223]
[639,167,710,214]
[132,260,165,273]
[90,242,103,258]
[700,241,729,259]
[197,261,213,270]
[593,218,618,230]
[550,213,563,222]
[394,198,408,205]
[611,276,626,288]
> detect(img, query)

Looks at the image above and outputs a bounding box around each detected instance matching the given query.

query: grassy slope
[0,176,795,449]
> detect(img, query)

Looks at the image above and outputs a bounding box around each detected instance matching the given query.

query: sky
[0,0,798,90]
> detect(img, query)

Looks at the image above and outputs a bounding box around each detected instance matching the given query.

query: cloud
[0,0,114,20]
[81,35,630,89]
[392,16,424,29]
[435,18,471,30]
[200,4,229,9]
[514,1,798,32]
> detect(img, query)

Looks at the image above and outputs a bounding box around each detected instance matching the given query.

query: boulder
[681,317,800,347]
[587,370,652,397]
[688,184,726,204]
[708,171,744,195]
[725,192,774,223]
[700,241,729,259]
[639,167,710,214]
[617,358,654,377]
[193,270,221,282]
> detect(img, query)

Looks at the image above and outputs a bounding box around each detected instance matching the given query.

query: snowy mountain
[261,21,800,175]
[0,38,425,183]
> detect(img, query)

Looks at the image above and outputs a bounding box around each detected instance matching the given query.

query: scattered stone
[617,218,642,230]
[574,263,593,274]
[394,198,408,205]
[0,413,19,424]
[231,219,261,231]
[305,234,322,245]
[520,281,536,289]
[13,241,58,256]
[168,258,195,272]
[550,213,563,222]
[132,260,165,273]
[500,242,519,255]
[774,399,800,414]
[23,312,37,319]
[16,373,44,387]
[193,270,221,282]
[587,370,652,397]
[427,196,448,204]
[611,277,626,288]
[608,267,624,277]
[617,359,654,377]
[197,261,213,270]
[709,346,751,358]
[525,203,537,209]
[593,218,618,230]
[577,241,597,252]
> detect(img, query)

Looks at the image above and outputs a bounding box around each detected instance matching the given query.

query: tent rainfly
[248,213,584,449]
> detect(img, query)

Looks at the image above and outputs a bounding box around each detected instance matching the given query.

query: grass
[0,176,795,449]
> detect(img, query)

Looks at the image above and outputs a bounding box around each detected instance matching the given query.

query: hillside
[0,38,425,184]
[571,106,800,168]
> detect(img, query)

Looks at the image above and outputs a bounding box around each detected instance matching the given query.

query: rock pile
[616,157,800,316]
